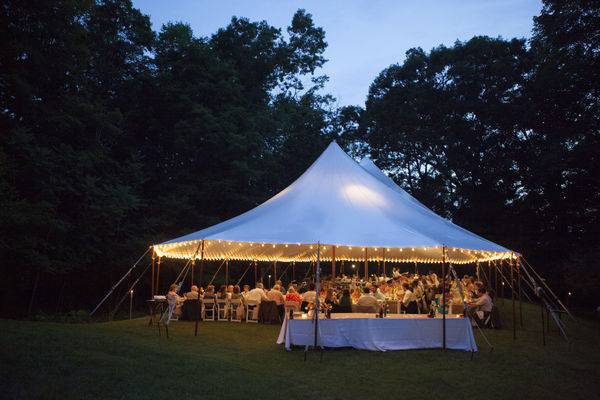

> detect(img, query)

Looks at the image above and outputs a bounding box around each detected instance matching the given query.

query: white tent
[153,142,512,264]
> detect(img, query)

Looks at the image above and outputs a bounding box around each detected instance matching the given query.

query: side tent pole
[292,262,296,282]
[274,261,277,282]
[364,248,368,280]
[511,254,516,340]
[254,260,258,285]
[442,246,447,351]
[151,248,156,297]
[156,257,161,295]
[195,240,205,337]
[381,248,386,277]
[191,259,195,287]
[225,259,229,286]
[332,246,336,280]
[518,256,523,327]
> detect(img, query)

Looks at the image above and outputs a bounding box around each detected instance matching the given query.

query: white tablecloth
[277,314,477,352]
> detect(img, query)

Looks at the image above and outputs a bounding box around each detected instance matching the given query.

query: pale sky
[132,0,543,106]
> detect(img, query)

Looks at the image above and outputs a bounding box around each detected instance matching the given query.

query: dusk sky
[132,0,543,106]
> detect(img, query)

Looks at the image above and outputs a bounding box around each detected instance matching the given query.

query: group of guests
[165,270,495,325]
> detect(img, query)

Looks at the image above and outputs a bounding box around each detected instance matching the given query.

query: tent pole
[156,257,161,295]
[414,261,417,274]
[314,243,321,349]
[518,256,523,327]
[195,240,205,337]
[381,248,386,277]
[476,261,480,282]
[292,262,296,282]
[511,254,516,340]
[274,261,277,282]
[254,260,257,285]
[151,248,156,297]
[332,246,336,280]
[364,248,368,280]
[442,246,447,351]
[225,259,229,286]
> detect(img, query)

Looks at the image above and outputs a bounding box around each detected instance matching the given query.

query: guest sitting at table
[351,287,361,304]
[203,285,216,299]
[247,282,268,303]
[335,289,352,313]
[167,284,185,317]
[242,285,251,299]
[231,285,245,320]
[468,287,493,327]
[184,285,200,300]
[357,287,379,309]
[285,287,303,305]
[267,284,285,319]
[401,282,418,314]
[217,285,227,299]
[226,284,234,299]
[374,284,386,301]
[302,283,317,304]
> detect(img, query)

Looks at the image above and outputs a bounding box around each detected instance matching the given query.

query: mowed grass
[1,302,599,400]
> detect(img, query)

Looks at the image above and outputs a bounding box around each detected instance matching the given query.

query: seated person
[203,285,216,299]
[374,284,386,301]
[267,284,285,319]
[301,283,317,309]
[230,285,244,320]
[285,287,303,306]
[401,283,418,314]
[166,284,185,317]
[184,285,200,300]
[334,289,352,313]
[468,287,493,327]
[246,283,268,319]
[356,287,379,310]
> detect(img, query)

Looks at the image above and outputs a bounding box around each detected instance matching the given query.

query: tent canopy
[153,142,513,264]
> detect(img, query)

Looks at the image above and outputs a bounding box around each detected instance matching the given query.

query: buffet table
[277,313,477,352]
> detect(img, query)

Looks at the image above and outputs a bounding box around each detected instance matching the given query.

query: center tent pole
[254,260,258,285]
[518,256,523,327]
[156,257,162,295]
[292,262,296,282]
[381,248,386,277]
[314,243,321,350]
[364,248,368,280]
[274,261,277,282]
[332,246,336,280]
[151,248,156,297]
[191,259,195,287]
[511,254,516,340]
[195,240,205,337]
[442,246,447,351]
[225,259,229,285]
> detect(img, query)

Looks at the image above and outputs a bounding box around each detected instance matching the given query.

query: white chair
[216,299,229,321]
[245,300,259,323]
[230,299,242,322]
[202,298,216,321]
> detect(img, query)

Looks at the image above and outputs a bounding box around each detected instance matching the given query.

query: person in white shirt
[184,285,199,300]
[468,287,494,327]
[301,283,317,304]
[374,285,386,301]
[267,284,285,319]
[357,287,379,311]
[246,283,268,303]
[401,283,418,314]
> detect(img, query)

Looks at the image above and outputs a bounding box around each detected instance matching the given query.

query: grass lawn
[1,301,599,400]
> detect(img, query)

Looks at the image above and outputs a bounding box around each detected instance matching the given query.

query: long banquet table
[277,313,477,352]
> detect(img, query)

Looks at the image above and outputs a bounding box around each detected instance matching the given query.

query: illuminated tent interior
[153,142,514,266]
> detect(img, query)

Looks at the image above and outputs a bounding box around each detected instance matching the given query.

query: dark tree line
[0,0,598,317]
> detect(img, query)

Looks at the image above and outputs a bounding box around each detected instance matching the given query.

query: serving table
[277,313,477,352]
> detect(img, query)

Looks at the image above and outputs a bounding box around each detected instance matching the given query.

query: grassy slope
[1,302,599,400]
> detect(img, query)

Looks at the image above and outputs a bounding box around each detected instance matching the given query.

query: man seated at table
[267,284,285,319]
[374,284,386,301]
[356,287,379,312]
[468,287,493,327]
[184,285,200,300]
[245,283,268,319]
[301,283,317,310]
